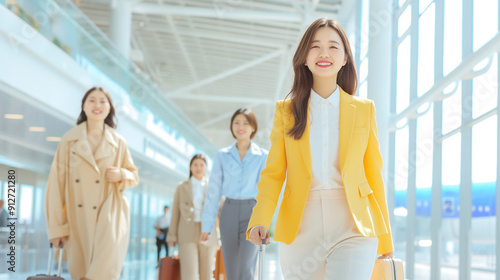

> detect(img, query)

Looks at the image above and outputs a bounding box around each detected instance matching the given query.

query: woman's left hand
[381,251,394,258]
[105,166,122,182]
[200,232,209,243]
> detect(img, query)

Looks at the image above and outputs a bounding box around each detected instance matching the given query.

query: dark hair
[189,154,207,178]
[76,87,117,128]
[286,18,357,140]
[164,205,169,210]
[230,108,258,140]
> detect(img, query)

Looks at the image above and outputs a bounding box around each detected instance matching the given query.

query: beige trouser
[280,189,378,280]
[178,222,218,280]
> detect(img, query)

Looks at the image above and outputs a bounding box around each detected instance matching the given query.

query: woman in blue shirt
[200,108,268,280]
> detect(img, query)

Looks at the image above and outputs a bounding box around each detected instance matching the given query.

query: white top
[191,176,206,222]
[155,214,170,229]
[309,86,344,190]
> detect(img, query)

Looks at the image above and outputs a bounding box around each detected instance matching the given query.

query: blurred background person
[154,205,170,265]
[167,154,219,280]
[0,199,8,227]
[45,87,139,280]
[200,108,268,280]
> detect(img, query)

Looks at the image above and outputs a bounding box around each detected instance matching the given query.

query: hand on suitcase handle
[49,237,66,248]
[249,225,270,246]
[380,251,394,258]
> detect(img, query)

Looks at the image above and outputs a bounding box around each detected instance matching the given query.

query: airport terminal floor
[1,0,499,279]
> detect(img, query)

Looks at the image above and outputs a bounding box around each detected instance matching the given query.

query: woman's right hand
[49,237,66,248]
[200,232,209,243]
[249,225,270,246]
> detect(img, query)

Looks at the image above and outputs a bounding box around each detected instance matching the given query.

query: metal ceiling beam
[169,94,274,104]
[198,102,263,128]
[167,48,285,96]
[165,15,199,83]
[133,3,311,22]
[140,27,285,48]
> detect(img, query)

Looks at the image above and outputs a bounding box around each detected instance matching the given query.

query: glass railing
[1,0,217,158]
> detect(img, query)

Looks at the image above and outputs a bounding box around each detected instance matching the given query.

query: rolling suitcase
[213,247,226,280]
[157,252,180,280]
[370,256,405,280]
[27,243,64,280]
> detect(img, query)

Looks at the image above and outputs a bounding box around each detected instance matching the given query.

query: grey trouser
[219,198,258,280]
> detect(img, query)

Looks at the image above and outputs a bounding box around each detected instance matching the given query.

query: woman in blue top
[200,108,268,280]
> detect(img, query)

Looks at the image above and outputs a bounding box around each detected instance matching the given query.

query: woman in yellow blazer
[247,18,394,279]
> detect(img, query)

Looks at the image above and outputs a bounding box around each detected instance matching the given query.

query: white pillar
[109,0,132,58]
[366,0,392,167]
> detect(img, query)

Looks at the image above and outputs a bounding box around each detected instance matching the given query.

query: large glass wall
[390,0,499,279]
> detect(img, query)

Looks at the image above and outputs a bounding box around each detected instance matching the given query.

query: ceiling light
[29,127,46,132]
[46,137,61,142]
[4,114,23,119]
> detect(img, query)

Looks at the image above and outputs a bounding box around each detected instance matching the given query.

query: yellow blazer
[246,87,394,254]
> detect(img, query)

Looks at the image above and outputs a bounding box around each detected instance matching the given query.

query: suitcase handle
[258,239,266,280]
[48,243,64,277]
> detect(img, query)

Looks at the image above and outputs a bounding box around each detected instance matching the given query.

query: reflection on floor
[2,242,283,280]
[1,244,494,279]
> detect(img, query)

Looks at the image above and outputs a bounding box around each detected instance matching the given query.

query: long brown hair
[189,154,207,178]
[76,87,117,128]
[286,18,357,140]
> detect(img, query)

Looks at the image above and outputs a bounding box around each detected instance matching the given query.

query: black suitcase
[27,243,64,280]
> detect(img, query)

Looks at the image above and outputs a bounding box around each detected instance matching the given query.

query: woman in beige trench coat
[45,87,139,280]
[167,154,219,280]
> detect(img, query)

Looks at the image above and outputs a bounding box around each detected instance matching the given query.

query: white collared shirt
[309,86,344,190]
[191,176,206,222]
[155,214,170,229]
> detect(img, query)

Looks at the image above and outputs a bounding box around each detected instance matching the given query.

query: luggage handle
[258,239,266,280]
[48,242,64,277]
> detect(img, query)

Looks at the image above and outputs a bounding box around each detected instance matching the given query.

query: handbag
[370,256,404,280]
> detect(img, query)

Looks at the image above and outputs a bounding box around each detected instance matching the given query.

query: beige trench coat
[45,122,139,280]
[167,179,219,245]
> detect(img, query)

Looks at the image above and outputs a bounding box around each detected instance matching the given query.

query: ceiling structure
[74,0,348,149]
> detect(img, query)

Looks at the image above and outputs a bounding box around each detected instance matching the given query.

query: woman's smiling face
[83,90,111,122]
[305,26,347,79]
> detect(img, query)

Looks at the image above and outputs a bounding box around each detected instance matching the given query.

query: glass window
[360,0,370,59]
[358,81,367,99]
[442,82,462,134]
[398,6,412,38]
[443,0,462,76]
[397,37,411,113]
[472,54,498,119]
[472,116,497,185]
[473,0,498,52]
[393,126,409,264]
[441,133,461,278]
[415,105,433,279]
[418,3,435,96]
[360,59,368,83]
[349,33,356,63]
[419,0,434,14]
[19,185,33,225]
[34,187,44,224]
[471,116,497,280]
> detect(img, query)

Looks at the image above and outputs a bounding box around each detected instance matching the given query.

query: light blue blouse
[201,141,268,233]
